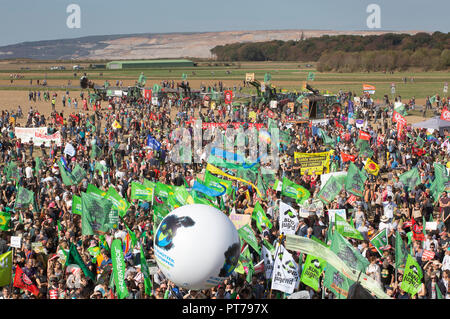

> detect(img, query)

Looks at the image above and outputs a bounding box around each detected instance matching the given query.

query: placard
[10,236,21,248]
[229,213,252,230]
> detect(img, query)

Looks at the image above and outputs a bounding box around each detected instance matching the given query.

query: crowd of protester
[0,82,449,299]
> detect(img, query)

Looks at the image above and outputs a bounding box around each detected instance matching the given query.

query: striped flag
[422,250,435,261]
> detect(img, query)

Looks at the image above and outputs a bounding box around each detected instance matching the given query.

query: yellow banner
[206,164,263,198]
[293,151,332,175]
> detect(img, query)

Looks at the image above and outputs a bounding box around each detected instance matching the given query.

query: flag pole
[10,247,15,296]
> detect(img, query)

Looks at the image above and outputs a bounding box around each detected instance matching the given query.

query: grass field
[1,61,447,102]
[0,60,447,122]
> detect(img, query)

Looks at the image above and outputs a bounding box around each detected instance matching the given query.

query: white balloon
[154,204,240,290]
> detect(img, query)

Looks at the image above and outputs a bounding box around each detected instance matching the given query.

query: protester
[0,82,449,300]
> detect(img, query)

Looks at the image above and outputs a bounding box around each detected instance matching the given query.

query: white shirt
[442,254,450,271]
[25,166,33,179]
[379,221,393,233]
[382,201,395,219]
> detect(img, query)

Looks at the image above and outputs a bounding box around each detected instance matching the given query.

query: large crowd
[0,82,449,299]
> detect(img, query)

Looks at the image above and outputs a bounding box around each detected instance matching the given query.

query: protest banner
[294,151,332,175]
[15,127,61,147]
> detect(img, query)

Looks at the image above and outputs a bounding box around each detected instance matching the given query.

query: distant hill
[0,29,426,61]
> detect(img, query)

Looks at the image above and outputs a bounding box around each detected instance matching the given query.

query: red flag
[143,89,152,100]
[224,90,233,104]
[341,152,356,162]
[55,114,64,125]
[393,111,407,125]
[334,119,344,129]
[359,130,371,141]
[412,146,426,156]
[397,122,405,140]
[441,107,450,121]
[377,135,384,146]
[411,218,425,241]
[13,266,40,297]
[149,113,157,121]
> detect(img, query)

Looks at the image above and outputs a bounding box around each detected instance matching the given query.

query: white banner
[279,201,299,235]
[64,143,76,157]
[262,245,274,280]
[271,244,299,294]
[15,127,61,147]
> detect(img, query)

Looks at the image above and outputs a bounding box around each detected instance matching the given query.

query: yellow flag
[364,158,380,176]
[206,164,263,198]
[112,120,122,129]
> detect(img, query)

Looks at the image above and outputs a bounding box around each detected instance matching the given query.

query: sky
[0,0,448,46]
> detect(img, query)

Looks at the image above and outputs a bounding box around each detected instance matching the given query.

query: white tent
[412,116,450,136]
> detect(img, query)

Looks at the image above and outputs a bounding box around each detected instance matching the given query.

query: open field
[0,60,448,124]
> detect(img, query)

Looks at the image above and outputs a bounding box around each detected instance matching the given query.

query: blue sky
[0,0,448,46]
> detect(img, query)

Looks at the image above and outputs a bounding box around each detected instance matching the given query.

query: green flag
[399,167,421,191]
[34,157,45,176]
[81,192,113,235]
[94,161,108,173]
[204,170,233,196]
[370,228,389,256]
[307,72,315,81]
[237,224,261,255]
[264,73,271,83]
[58,160,75,186]
[14,186,35,210]
[317,175,343,205]
[111,239,129,299]
[86,184,107,199]
[281,177,310,204]
[319,128,335,147]
[6,161,19,181]
[131,182,153,202]
[66,243,96,281]
[172,185,193,206]
[395,230,408,271]
[355,139,370,152]
[140,245,153,296]
[335,214,364,240]
[0,251,12,287]
[154,182,174,204]
[90,143,103,159]
[86,119,96,133]
[105,187,130,218]
[72,195,82,215]
[252,201,273,233]
[323,230,369,298]
[415,136,425,148]
[279,131,292,146]
[71,164,87,184]
[0,211,11,231]
[300,253,325,291]
[400,254,423,296]
[330,230,369,272]
[345,162,367,197]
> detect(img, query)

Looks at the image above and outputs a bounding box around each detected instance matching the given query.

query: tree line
[210,32,450,71]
